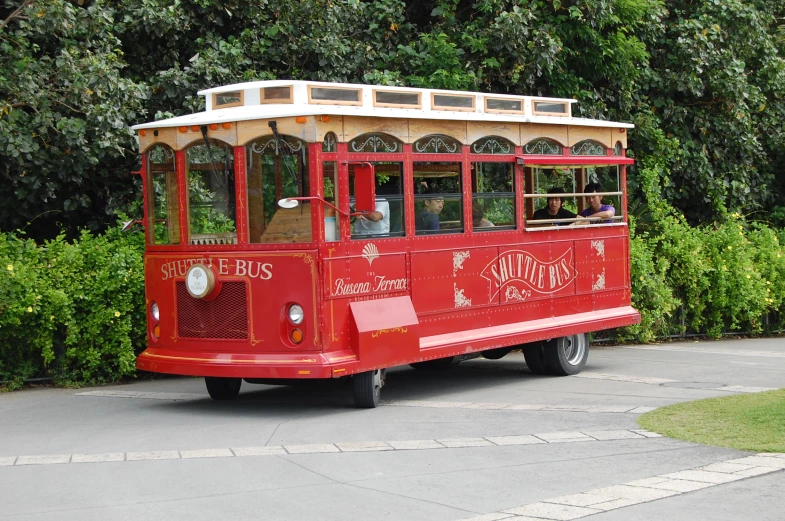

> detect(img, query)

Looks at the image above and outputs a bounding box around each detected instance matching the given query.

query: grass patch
[638,389,785,452]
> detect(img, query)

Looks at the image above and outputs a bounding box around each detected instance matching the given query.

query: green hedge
[621,216,785,343]
[1,212,784,389]
[0,225,145,389]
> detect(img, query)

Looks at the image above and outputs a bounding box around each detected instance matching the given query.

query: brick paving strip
[460,454,785,521]
[0,429,662,467]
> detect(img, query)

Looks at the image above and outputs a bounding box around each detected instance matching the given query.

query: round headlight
[288,304,304,325]
[151,302,160,321]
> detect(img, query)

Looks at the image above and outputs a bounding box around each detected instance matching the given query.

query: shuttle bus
[132,80,639,407]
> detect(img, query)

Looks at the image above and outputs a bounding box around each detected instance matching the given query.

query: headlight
[288,304,304,325]
[151,302,160,321]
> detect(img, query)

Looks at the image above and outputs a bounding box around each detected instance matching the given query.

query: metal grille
[176,282,248,339]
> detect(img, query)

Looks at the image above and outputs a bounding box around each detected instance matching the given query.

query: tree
[0,0,149,238]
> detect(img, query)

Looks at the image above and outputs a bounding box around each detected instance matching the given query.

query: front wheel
[352,369,385,408]
[205,377,242,400]
[543,334,589,376]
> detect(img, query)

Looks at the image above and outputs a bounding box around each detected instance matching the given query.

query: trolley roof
[132,80,634,131]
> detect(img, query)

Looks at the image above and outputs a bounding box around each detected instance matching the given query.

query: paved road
[1,338,783,521]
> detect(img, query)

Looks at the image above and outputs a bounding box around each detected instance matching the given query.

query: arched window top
[322,132,337,152]
[349,133,402,153]
[146,143,175,165]
[246,134,307,156]
[471,136,514,154]
[413,134,461,154]
[571,139,606,156]
[186,139,233,164]
[523,138,563,155]
[613,141,623,156]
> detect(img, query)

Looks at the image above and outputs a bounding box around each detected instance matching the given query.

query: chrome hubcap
[563,334,586,365]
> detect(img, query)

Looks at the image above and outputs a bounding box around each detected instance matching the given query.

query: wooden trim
[431,92,476,112]
[484,97,525,115]
[308,85,362,106]
[212,90,244,109]
[532,100,570,117]
[372,89,422,109]
[260,86,293,104]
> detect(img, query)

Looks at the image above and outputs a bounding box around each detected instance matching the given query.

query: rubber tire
[481,347,513,360]
[352,369,382,408]
[410,356,456,370]
[543,334,589,376]
[205,377,242,400]
[521,342,549,375]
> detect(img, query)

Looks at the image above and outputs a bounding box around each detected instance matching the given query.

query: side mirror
[353,163,376,213]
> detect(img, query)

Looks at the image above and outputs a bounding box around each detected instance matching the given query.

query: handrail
[528,216,625,225]
[279,196,365,218]
[523,191,622,198]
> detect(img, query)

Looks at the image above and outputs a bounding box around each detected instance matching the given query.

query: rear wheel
[521,342,549,375]
[205,377,242,400]
[543,334,589,376]
[410,356,456,370]
[352,369,384,408]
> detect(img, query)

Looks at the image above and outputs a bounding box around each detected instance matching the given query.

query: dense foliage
[0,223,145,389]
[2,0,784,237]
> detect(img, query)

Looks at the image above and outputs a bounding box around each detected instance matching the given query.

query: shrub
[0,224,144,389]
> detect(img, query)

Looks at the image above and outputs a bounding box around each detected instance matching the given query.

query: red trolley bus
[132,80,639,407]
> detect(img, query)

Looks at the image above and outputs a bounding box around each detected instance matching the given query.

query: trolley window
[186,140,237,245]
[146,144,179,245]
[246,135,311,243]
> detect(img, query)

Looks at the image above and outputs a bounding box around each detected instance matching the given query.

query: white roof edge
[131,104,634,131]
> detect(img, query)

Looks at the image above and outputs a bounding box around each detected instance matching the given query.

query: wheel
[521,342,549,375]
[205,377,242,400]
[543,334,589,376]
[409,356,456,370]
[352,369,384,408]
[481,347,513,360]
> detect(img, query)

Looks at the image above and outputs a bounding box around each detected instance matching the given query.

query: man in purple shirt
[578,182,615,224]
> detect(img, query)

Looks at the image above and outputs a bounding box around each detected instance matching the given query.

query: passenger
[353,198,390,235]
[472,204,495,228]
[416,191,444,232]
[577,182,615,224]
[532,187,577,224]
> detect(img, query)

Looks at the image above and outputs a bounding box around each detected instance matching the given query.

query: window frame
[484,97,525,115]
[308,85,363,106]
[431,92,476,112]
[145,144,180,246]
[531,100,570,117]
[470,161,517,232]
[184,139,238,245]
[260,86,293,104]
[212,91,244,109]
[372,90,422,109]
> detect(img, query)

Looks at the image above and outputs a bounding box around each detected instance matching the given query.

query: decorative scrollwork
[471,136,513,154]
[571,140,606,156]
[322,132,337,152]
[349,133,401,153]
[249,136,305,156]
[147,145,175,164]
[414,135,460,153]
[523,138,563,155]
